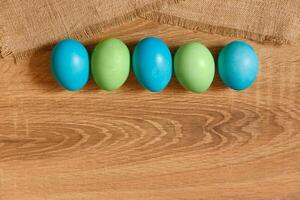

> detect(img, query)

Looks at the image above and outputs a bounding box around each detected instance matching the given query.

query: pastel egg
[91,38,130,91]
[218,41,259,90]
[133,37,172,92]
[174,42,215,93]
[51,39,89,91]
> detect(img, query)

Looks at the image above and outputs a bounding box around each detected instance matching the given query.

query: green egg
[174,42,215,93]
[91,38,130,91]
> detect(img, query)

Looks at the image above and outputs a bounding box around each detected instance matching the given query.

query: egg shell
[218,41,259,91]
[91,38,130,91]
[133,37,172,92]
[174,42,215,93]
[51,39,89,91]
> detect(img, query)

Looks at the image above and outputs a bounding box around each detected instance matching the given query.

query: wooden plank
[0,18,299,200]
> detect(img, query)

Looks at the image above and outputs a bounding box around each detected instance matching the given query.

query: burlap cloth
[142,0,300,44]
[0,0,180,58]
[1,0,299,59]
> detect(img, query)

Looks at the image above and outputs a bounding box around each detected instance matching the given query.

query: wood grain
[0,18,299,200]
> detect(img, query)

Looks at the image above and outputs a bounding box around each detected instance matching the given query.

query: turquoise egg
[133,37,172,92]
[51,39,89,91]
[218,41,259,91]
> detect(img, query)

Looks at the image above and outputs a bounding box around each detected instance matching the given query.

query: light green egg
[174,42,215,93]
[91,38,130,91]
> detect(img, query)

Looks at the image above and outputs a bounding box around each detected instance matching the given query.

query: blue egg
[133,37,172,92]
[218,41,259,91]
[51,39,89,91]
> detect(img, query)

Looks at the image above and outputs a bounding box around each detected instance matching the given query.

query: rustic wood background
[0,18,299,200]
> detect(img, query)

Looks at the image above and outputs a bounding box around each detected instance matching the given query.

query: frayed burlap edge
[0,0,183,59]
[0,25,11,58]
[141,11,300,45]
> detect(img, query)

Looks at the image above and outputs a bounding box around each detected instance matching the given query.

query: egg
[51,39,89,91]
[174,42,215,93]
[218,41,259,90]
[133,37,172,92]
[91,38,130,91]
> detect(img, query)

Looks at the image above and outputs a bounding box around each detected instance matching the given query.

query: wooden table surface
[0,18,299,200]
